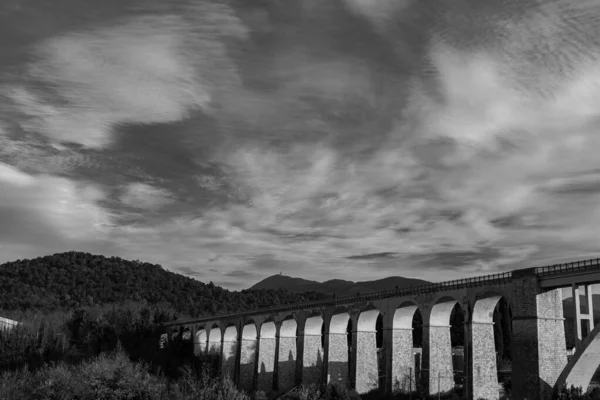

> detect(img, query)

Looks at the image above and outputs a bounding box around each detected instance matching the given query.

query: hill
[249,274,431,296]
[0,251,327,317]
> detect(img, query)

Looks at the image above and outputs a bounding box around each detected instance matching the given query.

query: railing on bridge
[535,258,600,277]
[164,271,513,327]
[165,257,600,327]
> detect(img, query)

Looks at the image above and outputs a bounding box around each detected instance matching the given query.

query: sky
[1,0,600,290]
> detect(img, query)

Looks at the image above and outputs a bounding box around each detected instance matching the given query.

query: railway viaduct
[163,259,600,400]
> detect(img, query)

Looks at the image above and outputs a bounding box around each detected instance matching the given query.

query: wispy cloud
[7,4,247,149]
[120,183,173,211]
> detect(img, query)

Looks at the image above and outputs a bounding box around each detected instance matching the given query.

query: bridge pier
[257,322,276,392]
[277,319,297,393]
[328,312,351,387]
[390,303,419,394]
[302,315,324,385]
[512,269,567,400]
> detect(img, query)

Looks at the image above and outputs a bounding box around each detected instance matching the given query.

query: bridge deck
[165,257,600,327]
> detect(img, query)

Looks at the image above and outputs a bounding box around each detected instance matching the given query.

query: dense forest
[0,251,328,316]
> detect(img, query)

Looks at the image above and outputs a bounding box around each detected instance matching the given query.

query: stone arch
[328,310,351,386]
[208,325,222,356]
[425,297,463,395]
[555,321,600,393]
[195,327,208,356]
[356,307,383,394]
[222,324,238,379]
[278,317,298,392]
[392,302,422,394]
[182,326,192,341]
[240,320,258,391]
[471,295,514,400]
[258,320,277,391]
[303,314,324,384]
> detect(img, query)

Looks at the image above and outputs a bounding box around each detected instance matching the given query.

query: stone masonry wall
[240,339,257,392]
[302,334,323,384]
[472,322,499,400]
[355,331,379,394]
[278,336,297,392]
[392,328,415,393]
[426,325,454,395]
[222,340,237,379]
[328,333,349,386]
[257,337,276,391]
[537,289,568,399]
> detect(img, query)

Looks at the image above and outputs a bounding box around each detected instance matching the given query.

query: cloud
[346,252,398,260]
[175,266,204,278]
[120,183,173,211]
[0,164,115,262]
[7,4,247,149]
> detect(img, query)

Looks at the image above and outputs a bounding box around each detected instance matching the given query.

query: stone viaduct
[163,258,600,400]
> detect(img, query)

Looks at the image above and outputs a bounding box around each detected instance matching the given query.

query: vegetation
[0,251,328,316]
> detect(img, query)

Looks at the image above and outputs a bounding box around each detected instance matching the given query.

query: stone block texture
[356,331,379,394]
[278,337,297,392]
[392,328,415,393]
[512,275,568,400]
[472,323,499,400]
[425,326,454,395]
[328,333,349,386]
[537,289,567,399]
[222,340,237,379]
[240,339,257,392]
[302,334,323,384]
[257,337,276,391]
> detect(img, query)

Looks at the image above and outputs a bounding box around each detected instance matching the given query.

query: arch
[280,317,297,337]
[260,320,276,338]
[303,314,324,385]
[555,321,600,393]
[182,326,192,341]
[430,297,459,326]
[305,314,324,335]
[222,324,238,379]
[356,307,382,394]
[195,328,208,356]
[208,325,222,356]
[425,298,463,396]
[224,324,238,341]
[357,308,380,332]
[392,303,421,394]
[328,311,351,386]
[330,312,351,334]
[393,303,419,329]
[471,295,510,400]
[240,320,259,392]
[257,320,277,391]
[278,317,298,392]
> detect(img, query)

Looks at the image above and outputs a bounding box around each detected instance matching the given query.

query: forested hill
[0,252,327,317]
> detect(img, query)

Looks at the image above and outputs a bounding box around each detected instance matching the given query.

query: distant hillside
[0,252,327,317]
[249,274,431,296]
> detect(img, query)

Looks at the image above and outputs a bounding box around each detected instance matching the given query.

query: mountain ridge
[249,274,431,296]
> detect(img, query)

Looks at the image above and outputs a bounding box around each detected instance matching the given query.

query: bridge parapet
[164,271,513,328]
[535,258,600,276]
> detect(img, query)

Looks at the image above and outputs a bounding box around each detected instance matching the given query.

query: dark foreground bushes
[0,351,251,400]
